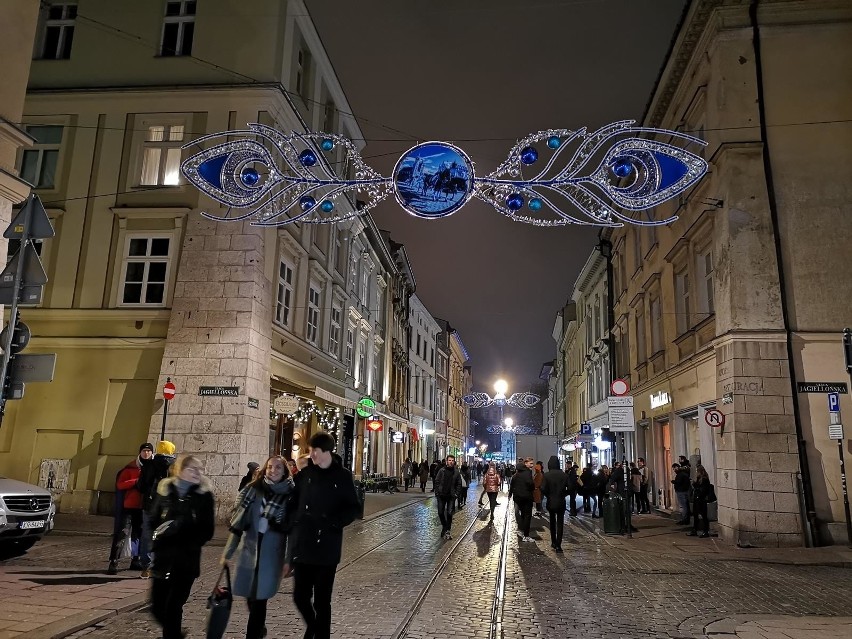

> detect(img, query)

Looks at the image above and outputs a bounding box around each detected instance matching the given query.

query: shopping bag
[118,533,133,560]
[205,565,232,639]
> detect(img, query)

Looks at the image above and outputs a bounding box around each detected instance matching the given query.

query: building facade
[408,294,439,464]
[608,0,852,546]
[0,0,411,516]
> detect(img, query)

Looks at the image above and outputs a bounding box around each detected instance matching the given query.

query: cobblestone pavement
[3,485,852,639]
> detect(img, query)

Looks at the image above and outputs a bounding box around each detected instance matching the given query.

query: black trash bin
[353,480,366,519]
[602,493,624,534]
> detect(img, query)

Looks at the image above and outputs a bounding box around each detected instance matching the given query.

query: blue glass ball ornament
[506,193,525,211]
[528,197,543,211]
[298,149,318,167]
[547,136,561,149]
[299,196,316,211]
[520,146,539,165]
[240,166,260,187]
[320,199,335,213]
[611,156,634,178]
[320,139,335,152]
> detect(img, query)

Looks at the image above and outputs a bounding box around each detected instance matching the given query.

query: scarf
[231,476,294,532]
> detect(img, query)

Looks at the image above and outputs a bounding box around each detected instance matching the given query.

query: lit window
[275,259,294,327]
[120,236,170,305]
[39,3,76,60]
[140,124,184,186]
[306,284,321,345]
[20,125,63,189]
[161,1,196,56]
[329,305,341,357]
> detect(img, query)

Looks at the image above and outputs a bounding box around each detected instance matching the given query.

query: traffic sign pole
[835,342,852,546]
[160,377,174,440]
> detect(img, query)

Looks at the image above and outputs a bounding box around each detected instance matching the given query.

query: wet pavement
[1,483,851,639]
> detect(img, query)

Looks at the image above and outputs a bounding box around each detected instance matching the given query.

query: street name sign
[198,386,239,397]
[9,353,56,383]
[797,382,847,394]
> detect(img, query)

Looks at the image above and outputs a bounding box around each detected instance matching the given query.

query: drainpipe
[750,0,820,546]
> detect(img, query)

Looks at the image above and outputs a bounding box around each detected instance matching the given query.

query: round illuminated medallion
[392,142,474,219]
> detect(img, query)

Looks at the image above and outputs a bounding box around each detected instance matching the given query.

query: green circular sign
[356,397,376,418]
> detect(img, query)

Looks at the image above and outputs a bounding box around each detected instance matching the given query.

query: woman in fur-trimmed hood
[149,454,215,639]
[222,455,295,639]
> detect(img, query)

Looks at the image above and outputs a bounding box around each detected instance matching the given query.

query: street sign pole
[161,377,174,440]
[839,335,852,545]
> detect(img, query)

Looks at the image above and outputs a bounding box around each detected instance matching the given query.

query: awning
[315,386,358,411]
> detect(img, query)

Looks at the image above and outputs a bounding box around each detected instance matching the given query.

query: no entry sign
[163,381,176,401]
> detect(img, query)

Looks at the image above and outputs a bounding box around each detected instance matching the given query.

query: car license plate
[19,520,45,530]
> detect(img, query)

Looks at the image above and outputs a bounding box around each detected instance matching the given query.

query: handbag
[205,565,233,639]
[707,483,718,503]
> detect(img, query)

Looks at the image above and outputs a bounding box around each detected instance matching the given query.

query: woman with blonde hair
[222,455,295,639]
[149,454,215,639]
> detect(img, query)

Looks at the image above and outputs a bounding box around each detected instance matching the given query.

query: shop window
[139,123,185,186]
[37,2,76,60]
[275,258,295,328]
[19,125,63,189]
[119,235,171,306]
[161,1,196,57]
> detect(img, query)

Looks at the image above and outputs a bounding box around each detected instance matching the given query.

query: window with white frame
[139,123,184,186]
[306,283,321,345]
[358,333,367,383]
[650,296,662,353]
[696,247,715,318]
[275,258,295,327]
[38,3,76,59]
[593,297,601,343]
[161,1,196,56]
[120,236,171,305]
[636,309,647,364]
[359,262,369,304]
[329,305,342,357]
[19,125,63,189]
[295,46,312,100]
[345,325,355,373]
[675,268,690,335]
[334,230,346,275]
[372,345,380,393]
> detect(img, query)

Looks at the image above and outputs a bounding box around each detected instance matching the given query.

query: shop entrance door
[654,421,672,508]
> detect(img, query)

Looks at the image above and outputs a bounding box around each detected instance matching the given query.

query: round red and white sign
[704,408,725,428]
[610,378,629,396]
[163,381,176,401]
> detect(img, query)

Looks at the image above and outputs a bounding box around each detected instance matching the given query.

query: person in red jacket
[107,443,152,574]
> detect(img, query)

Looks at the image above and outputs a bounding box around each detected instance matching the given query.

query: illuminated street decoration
[486,424,536,435]
[462,391,541,410]
[181,121,707,228]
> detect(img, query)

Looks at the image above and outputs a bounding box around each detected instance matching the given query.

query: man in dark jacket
[540,456,568,552]
[434,455,462,540]
[287,431,359,639]
[565,463,579,516]
[136,440,177,578]
[508,457,535,542]
[671,463,692,524]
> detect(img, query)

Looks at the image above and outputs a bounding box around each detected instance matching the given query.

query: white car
[0,476,56,554]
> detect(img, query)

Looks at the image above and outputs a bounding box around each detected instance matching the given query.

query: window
[329,305,341,357]
[306,284,320,345]
[359,262,369,303]
[161,1,196,56]
[636,309,647,364]
[313,224,329,254]
[120,236,170,305]
[20,126,63,189]
[140,124,184,186]
[372,345,380,392]
[358,333,367,383]
[416,333,421,359]
[633,228,642,271]
[322,99,336,134]
[295,47,312,100]
[650,296,662,353]
[585,305,593,350]
[675,269,690,335]
[696,248,715,317]
[346,325,355,373]
[39,3,76,59]
[275,259,294,327]
[593,297,601,343]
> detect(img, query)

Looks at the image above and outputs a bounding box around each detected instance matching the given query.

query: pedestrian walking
[509,457,535,542]
[429,459,440,492]
[580,466,594,514]
[149,454,215,639]
[458,462,471,508]
[672,463,691,524]
[136,440,177,578]
[222,455,295,639]
[638,457,652,513]
[107,443,152,575]
[287,431,359,639]
[540,456,568,552]
[533,461,544,516]
[239,461,260,491]
[479,463,501,522]
[418,460,430,492]
[565,464,579,516]
[687,465,715,538]
[434,455,462,539]
[401,457,413,491]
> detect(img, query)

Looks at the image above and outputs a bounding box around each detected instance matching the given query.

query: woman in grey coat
[222,455,294,639]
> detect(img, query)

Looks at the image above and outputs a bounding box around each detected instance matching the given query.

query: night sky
[305,0,687,391]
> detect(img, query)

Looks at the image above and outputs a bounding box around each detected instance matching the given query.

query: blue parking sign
[580,422,592,436]
[828,392,840,413]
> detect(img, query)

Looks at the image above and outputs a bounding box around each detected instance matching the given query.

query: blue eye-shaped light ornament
[180,120,707,227]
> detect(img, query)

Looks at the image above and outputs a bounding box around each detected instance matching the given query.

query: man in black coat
[565,463,580,516]
[540,456,569,552]
[508,457,535,542]
[287,432,359,639]
[434,455,462,540]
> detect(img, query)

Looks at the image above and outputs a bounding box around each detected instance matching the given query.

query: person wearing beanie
[107,443,152,574]
[239,461,261,491]
[136,440,178,578]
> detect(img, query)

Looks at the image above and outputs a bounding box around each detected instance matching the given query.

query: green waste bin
[353,480,366,519]
[602,494,624,534]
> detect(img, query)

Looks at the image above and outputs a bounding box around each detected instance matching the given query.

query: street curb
[25,591,150,639]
